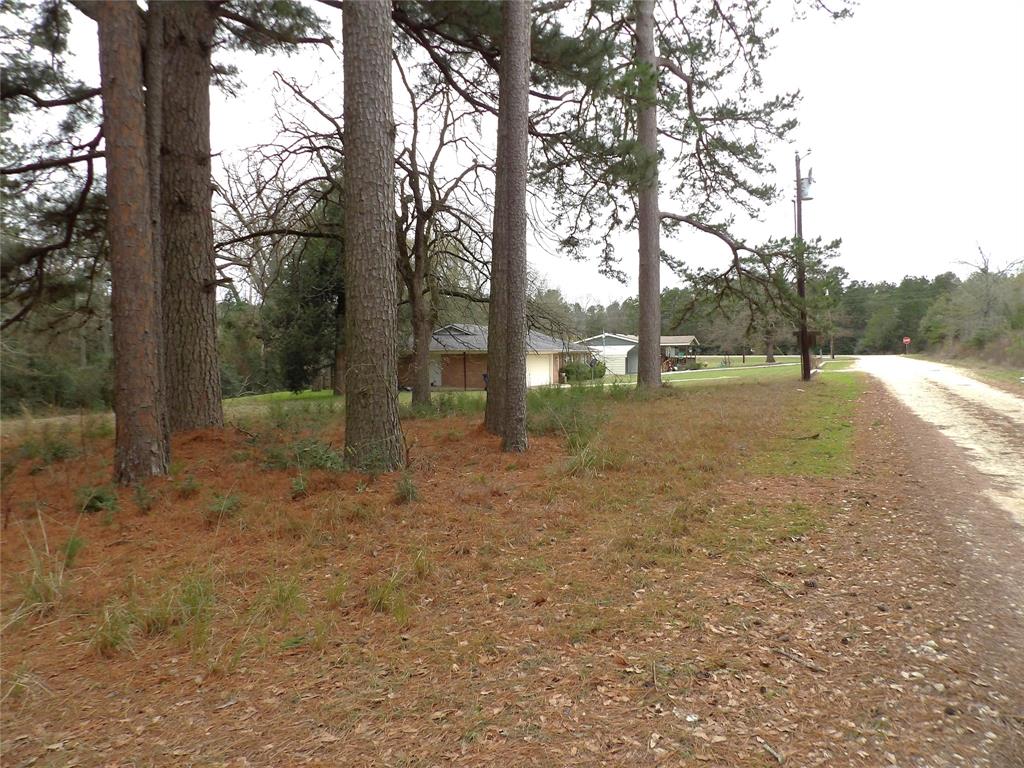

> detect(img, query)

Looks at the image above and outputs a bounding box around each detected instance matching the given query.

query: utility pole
[794,151,812,382]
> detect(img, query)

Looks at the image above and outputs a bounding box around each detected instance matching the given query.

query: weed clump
[14,531,85,622]
[80,413,114,440]
[412,550,431,580]
[367,570,409,624]
[399,391,485,420]
[133,483,158,513]
[61,533,85,568]
[324,574,348,608]
[175,475,201,499]
[254,575,304,619]
[77,485,118,516]
[90,602,135,657]
[395,472,418,504]
[204,492,242,526]
[18,424,76,466]
[527,388,601,449]
[138,572,216,650]
[263,438,346,472]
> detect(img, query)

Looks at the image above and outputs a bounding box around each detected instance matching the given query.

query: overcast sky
[64,0,1024,306]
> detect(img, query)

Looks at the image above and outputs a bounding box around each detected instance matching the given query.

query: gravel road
[855,355,1024,529]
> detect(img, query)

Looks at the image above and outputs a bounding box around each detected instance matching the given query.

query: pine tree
[94,0,169,483]
[497,0,530,452]
[342,0,405,470]
[157,1,222,432]
[634,0,660,389]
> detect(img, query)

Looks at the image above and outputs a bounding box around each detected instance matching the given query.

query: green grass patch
[693,501,821,558]
[90,601,135,657]
[17,424,77,465]
[76,485,118,516]
[224,389,340,405]
[253,575,304,620]
[137,571,216,650]
[367,569,409,625]
[750,371,866,477]
[204,492,242,526]
[262,438,346,472]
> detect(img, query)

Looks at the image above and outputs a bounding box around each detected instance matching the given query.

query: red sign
[903,336,911,345]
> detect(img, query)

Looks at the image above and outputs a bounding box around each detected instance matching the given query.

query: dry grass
[1,374,1012,766]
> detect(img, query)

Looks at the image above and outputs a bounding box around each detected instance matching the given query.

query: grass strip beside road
[748,368,866,477]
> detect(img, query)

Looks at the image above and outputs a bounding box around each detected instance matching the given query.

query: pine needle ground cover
[1,371,1011,766]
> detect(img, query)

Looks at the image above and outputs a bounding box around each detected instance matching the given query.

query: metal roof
[660,335,699,346]
[430,324,589,354]
[581,333,699,348]
[581,333,638,346]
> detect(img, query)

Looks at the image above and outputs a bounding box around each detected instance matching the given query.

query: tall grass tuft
[138,572,217,650]
[367,569,409,624]
[395,472,418,504]
[90,602,135,656]
[9,523,85,626]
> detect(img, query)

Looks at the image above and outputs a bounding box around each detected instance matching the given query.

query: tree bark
[499,0,530,453]
[160,1,223,431]
[144,1,170,450]
[96,1,169,484]
[342,0,405,470]
[484,155,508,434]
[765,326,776,363]
[635,0,662,390]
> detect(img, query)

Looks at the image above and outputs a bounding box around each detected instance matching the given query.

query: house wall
[441,352,488,389]
[436,351,589,389]
[597,353,628,375]
[397,355,452,389]
[626,348,638,374]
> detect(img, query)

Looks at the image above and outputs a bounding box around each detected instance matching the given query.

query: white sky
[62,0,1024,305]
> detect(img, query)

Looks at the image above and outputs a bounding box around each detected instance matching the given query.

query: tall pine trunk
[765,325,776,363]
[96,1,169,484]
[635,0,661,390]
[499,0,530,452]
[160,1,223,431]
[342,0,405,470]
[144,1,170,450]
[484,160,508,434]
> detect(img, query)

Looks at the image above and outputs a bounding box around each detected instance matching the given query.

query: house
[659,335,700,369]
[581,333,700,374]
[399,324,590,390]
[580,333,639,375]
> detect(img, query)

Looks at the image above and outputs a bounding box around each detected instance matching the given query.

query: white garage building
[582,333,700,374]
[580,333,640,375]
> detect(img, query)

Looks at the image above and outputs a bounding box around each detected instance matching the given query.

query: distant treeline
[528,265,1023,361]
[2,263,1020,414]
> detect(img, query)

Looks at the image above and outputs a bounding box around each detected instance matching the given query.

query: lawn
[1,369,921,766]
[598,356,854,387]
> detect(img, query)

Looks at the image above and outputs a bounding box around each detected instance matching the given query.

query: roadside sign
[902,336,911,345]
